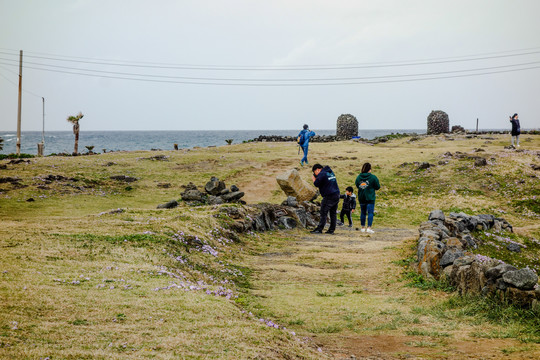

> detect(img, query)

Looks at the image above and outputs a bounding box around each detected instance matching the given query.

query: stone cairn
[336,114,358,138]
[427,110,449,135]
[417,210,539,308]
[157,173,322,232]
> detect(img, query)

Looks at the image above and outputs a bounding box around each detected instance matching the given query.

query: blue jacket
[313,166,340,197]
[298,129,315,147]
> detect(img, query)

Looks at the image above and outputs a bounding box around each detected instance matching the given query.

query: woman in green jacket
[355,162,381,233]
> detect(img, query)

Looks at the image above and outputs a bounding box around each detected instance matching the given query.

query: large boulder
[276,169,317,202]
[502,269,539,290]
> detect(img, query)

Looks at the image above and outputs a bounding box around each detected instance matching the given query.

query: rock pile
[218,199,320,233]
[416,210,539,308]
[276,169,317,202]
[427,110,450,135]
[336,114,358,138]
[451,125,465,133]
[180,177,245,205]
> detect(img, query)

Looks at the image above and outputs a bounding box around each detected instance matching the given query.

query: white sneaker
[366,229,375,234]
[361,228,366,233]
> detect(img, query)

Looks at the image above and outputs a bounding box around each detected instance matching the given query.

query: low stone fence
[416,210,539,308]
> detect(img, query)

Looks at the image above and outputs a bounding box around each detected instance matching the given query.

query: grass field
[1,133,539,359]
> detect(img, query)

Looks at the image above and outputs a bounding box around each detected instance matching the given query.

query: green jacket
[355,173,380,204]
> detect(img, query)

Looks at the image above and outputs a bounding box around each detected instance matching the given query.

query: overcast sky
[1,0,539,131]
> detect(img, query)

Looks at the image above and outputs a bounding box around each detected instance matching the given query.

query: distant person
[298,124,316,166]
[510,113,520,147]
[338,186,356,227]
[355,162,381,234]
[311,163,340,234]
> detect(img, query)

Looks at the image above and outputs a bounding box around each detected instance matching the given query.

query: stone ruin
[336,114,358,138]
[427,110,449,135]
[416,210,539,309]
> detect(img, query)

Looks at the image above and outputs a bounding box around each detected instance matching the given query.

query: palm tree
[66,112,84,155]
[0,137,3,151]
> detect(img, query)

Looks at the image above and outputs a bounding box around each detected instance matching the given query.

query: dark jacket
[510,119,521,136]
[298,129,316,147]
[313,166,340,197]
[355,172,381,204]
[340,193,357,211]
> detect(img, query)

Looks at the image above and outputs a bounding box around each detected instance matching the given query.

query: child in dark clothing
[338,186,356,227]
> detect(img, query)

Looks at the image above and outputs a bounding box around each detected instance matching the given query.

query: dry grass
[1,133,539,358]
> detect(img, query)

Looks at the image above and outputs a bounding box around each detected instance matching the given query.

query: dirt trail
[247,227,540,360]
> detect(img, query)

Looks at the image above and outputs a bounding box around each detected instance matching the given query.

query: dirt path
[246,227,540,359]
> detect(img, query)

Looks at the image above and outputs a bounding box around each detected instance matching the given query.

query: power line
[0,58,539,82]
[0,47,539,71]
[0,65,42,98]
[1,61,538,86]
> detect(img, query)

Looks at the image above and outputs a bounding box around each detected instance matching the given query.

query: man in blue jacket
[298,124,316,166]
[311,163,340,234]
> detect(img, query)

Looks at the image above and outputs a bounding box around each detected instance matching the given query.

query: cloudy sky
[1,0,539,131]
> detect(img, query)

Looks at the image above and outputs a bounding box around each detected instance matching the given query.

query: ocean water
[0,129,424,156]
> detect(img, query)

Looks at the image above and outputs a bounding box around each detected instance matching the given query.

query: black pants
[340,209,353,225]
[316,192,340,232]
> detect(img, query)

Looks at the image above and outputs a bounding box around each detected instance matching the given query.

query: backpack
[297,133,304,145]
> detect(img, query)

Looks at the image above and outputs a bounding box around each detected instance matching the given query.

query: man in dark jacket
[311,163,340,234]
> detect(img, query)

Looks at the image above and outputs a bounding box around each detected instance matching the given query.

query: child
[338,186,356,227]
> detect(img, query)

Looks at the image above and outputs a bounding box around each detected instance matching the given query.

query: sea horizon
[0,128,533,156]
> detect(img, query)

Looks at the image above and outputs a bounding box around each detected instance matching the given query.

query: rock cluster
[427,110,450,135]
[416,210,539,308]
[451,125,465,133]
[336,114,358,138]
[276,169,317,202]
[179,177,244,205]
[218,199,320,233]
[250,134,351,143]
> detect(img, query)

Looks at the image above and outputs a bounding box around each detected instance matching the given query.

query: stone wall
[416,210,540,309]
[427,110,450,135]
[336,114,358,138]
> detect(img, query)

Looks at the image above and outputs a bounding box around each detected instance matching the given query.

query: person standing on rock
[298,124,316,166]
[510,113,520,147]
[355,162,380,234]
[311,163,340,234]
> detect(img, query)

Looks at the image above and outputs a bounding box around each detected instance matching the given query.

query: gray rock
[285,196,298,208]
[181,189,204,201]
[230,184,240,192]
[205,177,226,195]
[440,249,464,267]
[496,278,509,290]
[219,188,230,195]
[485,263,518,280]
[221,191,244,202]
[502,268,539,290]
[461,234,477,249]
[506,242,522,253]
[277,216,297,229]
[207,195,224,205]
[157,199,178,209]
[429,209,445,221]
[474,158,487,166]
[110,175,138,182]
[453,256,474,267]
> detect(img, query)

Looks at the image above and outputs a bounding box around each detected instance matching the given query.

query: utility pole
[16,50,23,156]
[38,97,45,156]
[476,118,479,132]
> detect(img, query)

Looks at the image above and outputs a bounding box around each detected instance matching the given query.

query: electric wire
[0,47,539,70]
[1,61,538,86]
[0,58,539,82]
